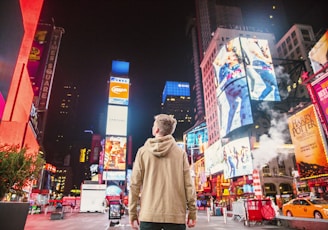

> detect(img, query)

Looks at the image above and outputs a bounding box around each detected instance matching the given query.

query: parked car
[282,197,328,219]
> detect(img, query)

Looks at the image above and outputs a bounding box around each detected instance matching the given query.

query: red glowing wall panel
[0,0,43,149]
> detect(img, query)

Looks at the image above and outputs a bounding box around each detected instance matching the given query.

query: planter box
[0,202,29,230]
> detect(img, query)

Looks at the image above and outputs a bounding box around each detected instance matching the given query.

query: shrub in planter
[0,144,45,201]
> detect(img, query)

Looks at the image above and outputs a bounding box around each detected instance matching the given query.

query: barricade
[244,199,276,226]
[232,199,247,222]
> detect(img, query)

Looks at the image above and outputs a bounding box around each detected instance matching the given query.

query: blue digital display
[111,60,130,75]
[162,81,190,103]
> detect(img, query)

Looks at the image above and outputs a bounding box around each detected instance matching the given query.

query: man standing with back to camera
[129,114,197,230]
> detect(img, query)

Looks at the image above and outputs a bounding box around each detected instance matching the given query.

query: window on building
[278,157,286,176]
[262,165,271,177]
[301,29,311,41]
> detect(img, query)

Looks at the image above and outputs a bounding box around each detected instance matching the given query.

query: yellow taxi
[282,197,328,219]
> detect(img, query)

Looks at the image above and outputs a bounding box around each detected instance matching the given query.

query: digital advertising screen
[102,170,126,181]
[288,105,328,180]
[185,122,208,159]
[213,37,246,97]
[108,76,130,105]
[217,78,253,137]
[106,105,128,136]
[309,31,328,74]
[27,24,52,97]
[221,137,253,179]
[311,72,328,127]
[240,37,281,101]
[111,60,130,75]
[104,136,127,170]
[204,140,224,175]
[162,81,190,103]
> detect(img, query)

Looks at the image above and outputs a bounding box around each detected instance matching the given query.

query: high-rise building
[42,82,81,196]
[275,24,317,99]
[188,0,288,126]
[161,81,193,141]
[44,82,80,165]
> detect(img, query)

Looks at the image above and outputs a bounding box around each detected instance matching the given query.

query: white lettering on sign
[111,86,127,94]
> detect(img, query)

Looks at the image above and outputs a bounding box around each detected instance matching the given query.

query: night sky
[40,0,195,153]
[39,0,327,154]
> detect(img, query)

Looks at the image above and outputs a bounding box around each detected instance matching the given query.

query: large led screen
[104,136,127,170]
[213,38,253,137]
[27,24,52,97]
[312,72,328,127]
[162,81,190,103]
[103,170,126,181]
[240,37,281,101]
[185,122,208,159]
[309,31,328,74]
[108,76,130,105]
[111,60,130,75]
[288,105,328,180]
[222,137,253,179]
[217,78,253,137]
[106,105,128,136]
[204,140,224,175]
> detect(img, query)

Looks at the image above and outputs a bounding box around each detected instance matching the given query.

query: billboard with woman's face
[213,38,253,137]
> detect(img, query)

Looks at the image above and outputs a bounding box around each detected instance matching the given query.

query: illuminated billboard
[108,76,130,105]
[103,170,126,181]
[27,24,52,97]
[104,136,127,170]
[162,81,190,103]
[205,137,253,179]
[213,37,253,137]
[240,37,280,101]
[185,122,208,159]
[309,31,328,74]
[288,105,328,180]
[217,78,253,137]
[222,137,253,179]
[106,105,128,136]
[309,71,328,138]
[204,140,224,175]
[111,60,130,75]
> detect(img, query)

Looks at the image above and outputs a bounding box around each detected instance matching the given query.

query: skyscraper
[161,81,193,141]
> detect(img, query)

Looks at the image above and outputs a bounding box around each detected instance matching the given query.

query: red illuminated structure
[0,0,44,153]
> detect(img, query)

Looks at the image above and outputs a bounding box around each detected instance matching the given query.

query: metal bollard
[223,207,227,224]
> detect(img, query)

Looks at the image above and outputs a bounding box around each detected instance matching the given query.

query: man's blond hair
[154,114,177,136]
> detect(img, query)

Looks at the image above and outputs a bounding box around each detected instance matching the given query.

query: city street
[25,209,293,230]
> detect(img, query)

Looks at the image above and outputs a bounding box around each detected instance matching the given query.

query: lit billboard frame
[240,37,281,102]
[288,105,328,180]
[108,76,130,105]
[185,121,208,159]
[106,105,128,136]
[204,137,253,178]
[102,170,126,181]
[162,81,190,103]
[104,135,127,171]
[213,37,254,137]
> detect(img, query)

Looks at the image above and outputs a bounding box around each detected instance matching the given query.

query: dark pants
[140,221,186,230]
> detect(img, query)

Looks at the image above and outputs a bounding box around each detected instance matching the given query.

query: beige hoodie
[129,135,197,224]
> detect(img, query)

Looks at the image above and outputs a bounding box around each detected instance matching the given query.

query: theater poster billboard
[288,105,328,180]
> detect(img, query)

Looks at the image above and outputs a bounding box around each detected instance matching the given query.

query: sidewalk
[25,210,292,230]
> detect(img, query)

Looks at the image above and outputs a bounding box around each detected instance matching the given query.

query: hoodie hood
[144,135,175,158]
